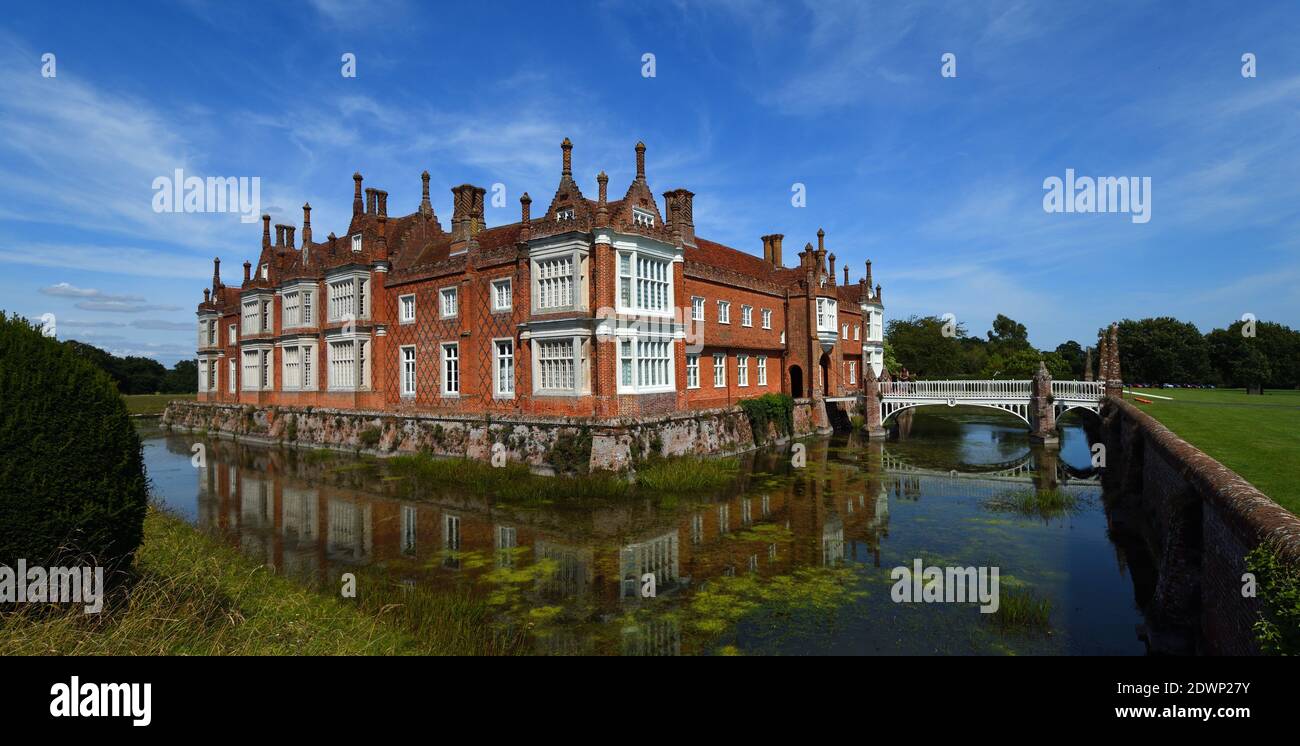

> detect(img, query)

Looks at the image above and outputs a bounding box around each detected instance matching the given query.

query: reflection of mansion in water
[186,436,896,653]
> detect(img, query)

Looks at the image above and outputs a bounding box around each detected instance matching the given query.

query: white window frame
[737,354,750,387]
[534,254,577,312]
[228,323,236,344]
[848,360,857,385]
[228,357,237,393]
[400,345,416,397]
[632,208,655,229]
[757,356,768,386]
[533,336,583,395]
[615,333,675,394]
[713,353,726,388]
[439,286,458,319]
[616,248,673,316]
[741,305,753,327]
[854,324,860,341]
[691,296,704,322]
[717,301,731,324]
[493,339,515,398]
[399,294,416,324]
[351,233,362,253]
[441,342,459,396]
[686,353,700,389]
[761,309,771,329]
[491,278,512,312]
[816,298,838,332]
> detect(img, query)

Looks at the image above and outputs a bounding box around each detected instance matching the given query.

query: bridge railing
[1050,380,1105,400]
[877,379,1032,399]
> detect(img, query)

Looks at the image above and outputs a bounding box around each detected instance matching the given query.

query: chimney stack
[328,233,337,256]
[843,265,849,285]
[275,224,286,246]
[243,261,251,282]
[865,260,873,290]
[761,235,772,263]
[286,225,295,249]
[520,192,532,240]
[561,137,573,179]
[450,184,485,243]
[469,186,484,235]
[365,187,376,215]
[420,171,434,218]
[353,172,364,215]
[203,288,210,303]
[770,234,784,266]
[635,141,646,182]
[662,189,695,246]
[262,214,271,249]
[301,203,312,245]
[377,190,388,218]
[828,253,837,284]
[212,257,221,292]
[597,171,608,223]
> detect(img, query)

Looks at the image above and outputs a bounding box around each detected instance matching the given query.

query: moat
[140,410,1149,655]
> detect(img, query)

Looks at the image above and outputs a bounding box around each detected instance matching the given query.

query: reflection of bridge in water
[878,447,1099,502]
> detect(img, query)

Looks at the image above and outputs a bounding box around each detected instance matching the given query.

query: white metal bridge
[876,379,1106,426]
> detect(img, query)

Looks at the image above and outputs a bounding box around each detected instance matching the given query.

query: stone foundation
[162,399,821,474]
[1102,395,1300,655]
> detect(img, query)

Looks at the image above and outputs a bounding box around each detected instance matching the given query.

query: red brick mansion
[194,140,885,420]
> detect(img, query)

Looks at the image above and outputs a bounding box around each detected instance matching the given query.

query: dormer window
[556,207,575,221]
[260,263,268,280]
[351,234,362,253]
[632,208,654,229]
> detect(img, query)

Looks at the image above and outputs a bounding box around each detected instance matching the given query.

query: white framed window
[556,207,575,221]
[399,294,415,324]
[535,256,574,310]
[741,305,753,327]
[713,353,726,388]
[757,356,768,386]
[854,324,860,340]
[780,330,786,344]
[691,296,704,321]
[492,278,512,311]
[260,348,270,389]
[241,349,260,391]
[283,345,301,389]
[302,345,314,389]
[351,233,362,253]
[686,353,700,389]
[302,292,313,325]
[440,286,458,318]
[621,336,671,390]
[632,208,655,229]
[717,301,730,324]
[328,340,355,389]
[848,360,857,384]
[400,346,416,397]
[284,292,301,328]
[537,338,576,392]
[494,339,514,396]
[737,355,749,387]
[228,323,236,344]
[260,263,269,280]
[228,358,237,393]
[328,279,356,321]
[618,250,670,313]
[816,297,837,331]
[761,309,771,329]
[441,343,459,396]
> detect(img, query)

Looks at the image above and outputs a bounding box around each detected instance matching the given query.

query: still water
[140,410,1146,655]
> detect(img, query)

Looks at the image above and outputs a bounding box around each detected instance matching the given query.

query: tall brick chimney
[450,184,485,244]
[243,260,251,283]
[365,187,376,215]
[275,224,286,247]
[769,234,784,266]
[520,192,532,240]
[635,141,646,182]
[597,171,609,224]
[420,171,434,218]
[376,190,388,218]
[663,188,695,247]
[212,257,221,293]
[828,253,837,285]
[261,214,271,250]
[352,172,364,215]
[301,203,312,245]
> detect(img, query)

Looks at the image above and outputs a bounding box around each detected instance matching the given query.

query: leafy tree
[1206,320,1300,390]
[987,314,1031,357]
[1054,340,1086,378]
[164,359,198,394]
[0,314,148,568]
[886,315,967,378]
[1108,317,1211,385]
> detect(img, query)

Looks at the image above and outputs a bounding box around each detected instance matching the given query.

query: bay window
[535,256,574,310]
[617,250,670,313]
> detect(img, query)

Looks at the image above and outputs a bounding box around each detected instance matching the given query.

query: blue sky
[1,0,1297,365]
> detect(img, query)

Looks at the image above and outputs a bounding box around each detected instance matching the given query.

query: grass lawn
[1127,387,1300,515]
[0,508,524,655]
[123,393,194,415]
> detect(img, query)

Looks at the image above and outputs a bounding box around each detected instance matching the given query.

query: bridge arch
[879,400,1031,427]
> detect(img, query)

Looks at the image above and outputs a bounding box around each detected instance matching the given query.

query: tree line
[64,340,197,395]
[885,314,1300,389]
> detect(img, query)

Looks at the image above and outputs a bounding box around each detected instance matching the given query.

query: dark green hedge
[0,313,148,568]
[740,393,795,445]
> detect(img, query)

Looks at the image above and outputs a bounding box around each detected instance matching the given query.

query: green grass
[984,488,1080,520]
[1128,387,1300,514]
[0,508,524,655]
[635,457,739,493]
[123,393,194,415]
[993,588,1052,633]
